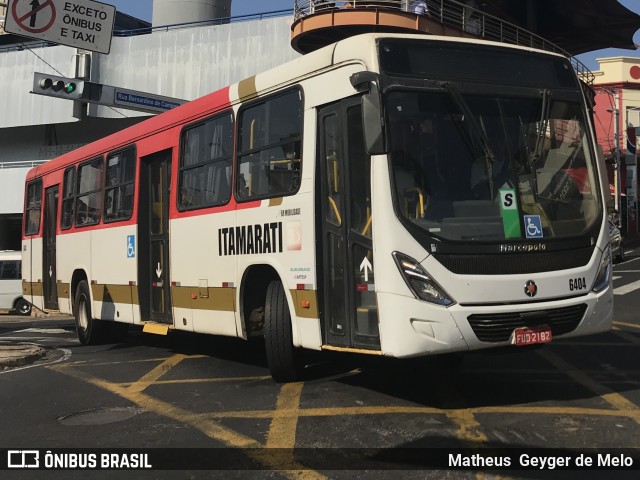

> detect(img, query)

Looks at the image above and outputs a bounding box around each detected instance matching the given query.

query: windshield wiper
[533,89,552,162]
[521,89,552,201]
[440,82,495,198]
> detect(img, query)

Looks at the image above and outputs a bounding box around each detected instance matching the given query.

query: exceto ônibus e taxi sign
[4,0,116,54]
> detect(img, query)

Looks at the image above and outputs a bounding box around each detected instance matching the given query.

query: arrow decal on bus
[360,257,373,282]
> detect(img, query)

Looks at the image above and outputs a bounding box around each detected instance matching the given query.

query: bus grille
[466,304,588,343]
[434,248,593,275]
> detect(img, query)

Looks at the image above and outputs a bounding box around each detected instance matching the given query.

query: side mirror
[362,91,386,155]
[350,72,387,155]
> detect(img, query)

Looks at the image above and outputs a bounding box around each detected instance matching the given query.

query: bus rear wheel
[74,280,104,345]
[264,280,304,382]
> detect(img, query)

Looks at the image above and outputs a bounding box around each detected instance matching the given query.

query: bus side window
[236,89,302,200]
[179,111,234,210]
[61,167,75,229]
[346,105,372,237]
[323,114,342,226]
[25,179,43,236]
[76,157,103,227]
[105,147,136,222]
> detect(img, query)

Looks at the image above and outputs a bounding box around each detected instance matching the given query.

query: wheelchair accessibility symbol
[127,235,136,258]
[524,215,543,239]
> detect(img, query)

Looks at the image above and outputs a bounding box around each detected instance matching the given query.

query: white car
[0,251,31,316]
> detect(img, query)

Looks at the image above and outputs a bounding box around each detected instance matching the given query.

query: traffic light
[32,72,85,100]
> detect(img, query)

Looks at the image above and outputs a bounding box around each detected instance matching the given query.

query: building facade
[593,56,640,238]
[0,13,299,250]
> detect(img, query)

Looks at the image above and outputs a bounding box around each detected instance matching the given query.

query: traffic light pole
[32,72,187,115]
[73,50,92,120]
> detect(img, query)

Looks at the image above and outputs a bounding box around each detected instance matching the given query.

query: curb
[0,344,47,369]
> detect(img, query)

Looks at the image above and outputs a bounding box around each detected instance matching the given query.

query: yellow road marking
[538,350,640,427]
[151,376,272,385]
[446,410,488,444]
[50,364,259,448]
[49,364,328,479]
[428,371,489,446]
[197,404,640,420]
[64,355,208,367]
[126,354,188,394]
[266,383,304,448]
[614,321,640,330]
[46,345,640,476]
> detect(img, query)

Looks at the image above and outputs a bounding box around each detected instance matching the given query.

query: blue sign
[127,235,136,258]
[115,90,182,112]
[524,215,543,239]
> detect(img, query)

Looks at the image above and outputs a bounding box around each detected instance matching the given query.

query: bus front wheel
[74,280,103,345]
[264,280,304,382]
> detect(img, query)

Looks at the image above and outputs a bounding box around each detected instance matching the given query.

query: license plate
[512,326,552,346]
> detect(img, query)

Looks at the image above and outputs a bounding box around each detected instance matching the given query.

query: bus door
[43,185,59,310]
[139,150,172,324]
[317,98,380,350]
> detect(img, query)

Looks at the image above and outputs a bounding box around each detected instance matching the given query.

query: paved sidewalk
[0,312,74,369]
[0,343,46,369]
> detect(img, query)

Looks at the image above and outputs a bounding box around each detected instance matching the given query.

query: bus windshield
[387,89,601,242]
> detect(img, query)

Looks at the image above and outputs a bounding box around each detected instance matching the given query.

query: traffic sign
[4,0,116,54]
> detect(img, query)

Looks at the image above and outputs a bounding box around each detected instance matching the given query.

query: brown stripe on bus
[91,284,138,305]
[57,282,71,299]
[290,289,319,319]
[237,76,257,101]
[172,286,236,312]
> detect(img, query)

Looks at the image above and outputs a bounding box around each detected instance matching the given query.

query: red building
[593,57,640,238]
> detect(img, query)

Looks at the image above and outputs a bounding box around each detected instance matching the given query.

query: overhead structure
[291,1,474,54]
[479,0,640,55]
[290,1,595,84]
[292,1,640,57]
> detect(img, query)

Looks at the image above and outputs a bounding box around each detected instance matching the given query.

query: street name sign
[4,0,116,54]
[114,89,184,113]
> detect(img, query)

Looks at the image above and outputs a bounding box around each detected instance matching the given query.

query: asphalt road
[0,246,639,479]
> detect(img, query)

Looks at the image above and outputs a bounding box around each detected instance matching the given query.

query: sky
[105,0,640,71]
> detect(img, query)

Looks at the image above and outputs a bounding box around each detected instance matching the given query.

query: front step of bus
[142,323,171,335]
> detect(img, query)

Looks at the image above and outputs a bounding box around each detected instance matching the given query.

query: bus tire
[74,280,104,345]
[264,280,304,382]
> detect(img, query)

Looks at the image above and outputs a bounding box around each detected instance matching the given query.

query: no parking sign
[4,0,116,54]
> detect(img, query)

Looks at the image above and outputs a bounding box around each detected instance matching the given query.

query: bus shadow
[324,330,640,409]
[110,327,271,369]
[104,327,640,410]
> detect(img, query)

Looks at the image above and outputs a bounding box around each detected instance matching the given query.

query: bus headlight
[392,252,455,306]
[591,245,612,293]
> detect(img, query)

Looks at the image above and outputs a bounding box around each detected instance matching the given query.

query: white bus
[22,34,613,381]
